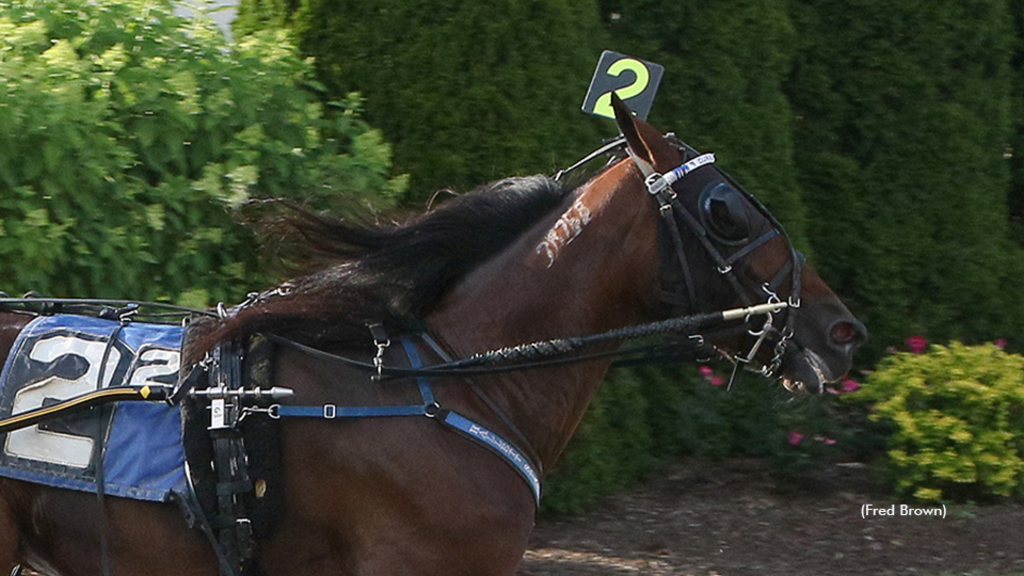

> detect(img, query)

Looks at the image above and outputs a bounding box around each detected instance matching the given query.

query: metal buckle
[373,338,391,379]
[240,405,278,423]
[644,173,672,196]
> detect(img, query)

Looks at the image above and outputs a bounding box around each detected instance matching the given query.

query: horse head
[611,96,866,393]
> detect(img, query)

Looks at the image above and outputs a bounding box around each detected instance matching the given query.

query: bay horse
[0,97,865,576]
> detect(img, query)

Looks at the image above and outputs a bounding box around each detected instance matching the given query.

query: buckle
[644,173,672,197]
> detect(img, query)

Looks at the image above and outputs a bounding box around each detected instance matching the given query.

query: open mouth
[779,348,835,394]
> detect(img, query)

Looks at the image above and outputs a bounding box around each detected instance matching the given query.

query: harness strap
[273,404,426,419]
[267,335,543,508]
[722,229,779,266]
[421,331,546,479]
[666,197,755,305]
[651,186,699,309]
[208,341,255,574]
[767,251,805,293]
[92,321,125,576]
[554,136,627,182]
[433,409,542,505]
[399,337,436,406]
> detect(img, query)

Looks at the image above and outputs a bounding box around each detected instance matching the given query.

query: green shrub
[235,0,608,202]
[0,0,403,304]
[851,342,1024,501]
[540,362,862,512]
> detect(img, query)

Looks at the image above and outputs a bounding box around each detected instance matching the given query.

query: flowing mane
[184,175,571,361]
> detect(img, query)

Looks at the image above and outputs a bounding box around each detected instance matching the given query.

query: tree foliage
[600,0,810,250]
[236,0,609,201]
[787,0,1024,358]
[1008,0,1024,246]
[0,0,403,305]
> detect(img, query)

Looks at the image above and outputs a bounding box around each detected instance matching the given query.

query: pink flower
[699,365,724,386]
[906,335,928,354]
[788,431,804,446]
[842,378,861,393]
[995,338,1007,349]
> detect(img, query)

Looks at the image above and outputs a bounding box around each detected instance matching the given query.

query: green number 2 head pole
[581,50,664,121]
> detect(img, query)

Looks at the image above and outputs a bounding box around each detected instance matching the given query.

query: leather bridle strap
[631,151,758,307]
[629,147,803,378]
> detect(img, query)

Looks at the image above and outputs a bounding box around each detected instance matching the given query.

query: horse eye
[700,183,750,242]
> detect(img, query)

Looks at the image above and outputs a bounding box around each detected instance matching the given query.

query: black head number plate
[581,50,664,121]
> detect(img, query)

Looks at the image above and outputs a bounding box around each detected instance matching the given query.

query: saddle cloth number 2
[4,334,178,468]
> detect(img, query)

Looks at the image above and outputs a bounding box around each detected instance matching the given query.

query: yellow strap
[0,387,149,431]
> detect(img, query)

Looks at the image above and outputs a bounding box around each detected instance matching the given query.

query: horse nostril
[830,320,867,347]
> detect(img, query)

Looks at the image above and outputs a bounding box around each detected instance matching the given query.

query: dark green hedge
[236,0,609,201]
[787,0,1024,360]
[540,365,862,513]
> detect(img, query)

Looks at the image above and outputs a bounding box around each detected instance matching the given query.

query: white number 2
[3,335,179,469]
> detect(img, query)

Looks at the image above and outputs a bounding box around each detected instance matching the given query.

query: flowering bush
[850,342,1024,501]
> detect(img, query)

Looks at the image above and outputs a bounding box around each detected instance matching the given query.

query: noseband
[627,138,804,380]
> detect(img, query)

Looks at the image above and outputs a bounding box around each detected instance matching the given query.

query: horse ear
[611,93,676,170]
[611,93,651,164]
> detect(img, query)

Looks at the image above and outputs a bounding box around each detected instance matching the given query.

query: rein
[263,301,787,381]
[0,295,216,323]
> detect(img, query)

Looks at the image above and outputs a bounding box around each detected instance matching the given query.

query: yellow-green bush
[851,343,1024,501]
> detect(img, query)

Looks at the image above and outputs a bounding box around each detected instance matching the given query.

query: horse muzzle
[778,305,867,394]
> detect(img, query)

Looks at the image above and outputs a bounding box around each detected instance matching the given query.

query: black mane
[185,175,570,360]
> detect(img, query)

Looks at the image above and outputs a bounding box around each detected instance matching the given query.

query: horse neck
[428,160,659,469]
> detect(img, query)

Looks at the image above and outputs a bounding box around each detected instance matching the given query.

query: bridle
[622,135,805,382]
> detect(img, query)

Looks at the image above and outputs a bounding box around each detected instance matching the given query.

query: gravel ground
[519,458,1024,576]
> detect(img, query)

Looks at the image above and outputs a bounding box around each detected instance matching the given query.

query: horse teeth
[781,377,806,392]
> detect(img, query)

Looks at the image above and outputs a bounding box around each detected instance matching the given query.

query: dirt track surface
[519,459,1024,576]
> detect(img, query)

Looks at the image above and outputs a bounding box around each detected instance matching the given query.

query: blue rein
[266,335,543,508]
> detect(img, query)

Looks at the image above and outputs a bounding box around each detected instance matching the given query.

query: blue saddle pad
[0,315,188,502]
